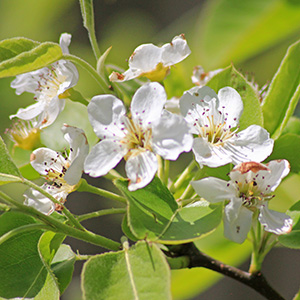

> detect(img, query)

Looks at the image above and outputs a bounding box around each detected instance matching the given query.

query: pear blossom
[84,82,193,191]
[5,118,41,150]
[109,34,191,83]
[192,160,293,243]
[180,86,274,167]
[24,124,89,214]
[10,33,79,128]
[191,66,223,87]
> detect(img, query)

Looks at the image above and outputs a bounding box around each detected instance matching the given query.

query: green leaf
[33,273,60,300]
[115,177,222,243]
[262,40,300,139]
[206,65,263,130]
[0,212,46,298]
[0,38,63,78]
[51,244,76,294]
[194,0,300,68]
[96,46,112,75]
[266,133,300,173]
[82,241,171,300]
[282,116,300,136]
[0,136,21,177]
[278,200,300,249]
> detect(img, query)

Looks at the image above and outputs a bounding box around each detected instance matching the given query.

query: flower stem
[162,159,170,186]
[170,160,197,191]
[0,190,121,251]
[77,178,127,204]
[77,208,126,222]
[0,223,52,246]
[22,178,86,231]
[180,168,205,200]
[62,54,112,94]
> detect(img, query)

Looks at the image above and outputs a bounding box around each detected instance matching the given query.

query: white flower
[10,33,79,128]
[192,160,293,243]
[109,34,191,83]
[191,66,223,87]
[24,124,89,214]
[84,82,193,191]
[180,86,274,167]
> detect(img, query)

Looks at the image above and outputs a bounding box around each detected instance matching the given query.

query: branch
[168,243,285,300]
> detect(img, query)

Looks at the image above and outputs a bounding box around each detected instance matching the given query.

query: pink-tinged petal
[128,43,162,71]
[232,125,274,163]
[161,34,191,66]
[30,148,65,175]
[152,111,193,160]
[109,69,143,82]
[87,95,126,139]
[180,86,219,118]
[259,204,293,235]
[84,140,126,177]
[217,87,243,128]
[224,200,253,244]
[131,82,166,126]
[192,138,232,168]
[191,177,236,203]
[62,124,89,185]
[59,33,71,54]
[10,101,45,121]
[24,185,56,215]
[125,151,158,191]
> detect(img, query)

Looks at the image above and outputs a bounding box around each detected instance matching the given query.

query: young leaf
[0,136,21,177]
[115,177,223,244]
[206,65,263,130]
[278,200,300,249]
[0,38,62,78]
[266,133,300,173]
[82,241,172,300]
[0,212,46,298]
[262,40,300,139]
[51,244,76,294]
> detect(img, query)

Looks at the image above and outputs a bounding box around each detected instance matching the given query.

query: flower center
[190,101,238,146]
[121,117,152,159]
[141,62,170,82]
[34,64,68,102]
[6,120,41,150]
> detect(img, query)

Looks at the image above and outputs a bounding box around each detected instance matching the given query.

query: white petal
[39,97,65,128]
[87,94,126,139]
[31,148,65,175]
[233,125,274,163]
[59,33,72,54]
[192,138,232,168]
[84,140,126,177]
[62,124,89,185]
[180,86,219,118]
[10,101,45,121]
[56,60,79,91]
[125,151,158,191]
[24,186,55,215]
[161,34,191,66]
[261,160,290,191]
[131,82,166,126]
[259,204,293,235]
[217,87,243,128]
[224,200,253,244]
[191,177,236,203]
[128,43,162,72]
[152,110,193,160]
[10,69,43,95]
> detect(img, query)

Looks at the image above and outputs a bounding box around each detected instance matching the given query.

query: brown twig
[168,243,285,300]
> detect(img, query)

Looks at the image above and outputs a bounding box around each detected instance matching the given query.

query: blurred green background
[0,0,300,299]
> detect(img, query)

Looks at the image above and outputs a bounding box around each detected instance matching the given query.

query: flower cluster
[8,33,293,245]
